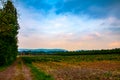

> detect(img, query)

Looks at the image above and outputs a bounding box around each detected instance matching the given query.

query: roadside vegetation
[27,64,54,80]
[0,65,9,71]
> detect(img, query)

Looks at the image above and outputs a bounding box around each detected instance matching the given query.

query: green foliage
[27,64,54,80]
[21,53,120,63]
[22,57,54,80]
[54,48,120,56]
[0,65,8,71]
[0,0,19,66]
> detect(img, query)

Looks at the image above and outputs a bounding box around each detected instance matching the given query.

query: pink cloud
[109,42,120,48]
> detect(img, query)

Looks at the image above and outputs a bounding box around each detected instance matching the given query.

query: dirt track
[0,58,32,80]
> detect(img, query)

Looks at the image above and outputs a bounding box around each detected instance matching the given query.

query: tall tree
[0,0,19,65]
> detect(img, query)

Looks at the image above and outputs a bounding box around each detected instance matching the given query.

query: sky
[12,0,120,50]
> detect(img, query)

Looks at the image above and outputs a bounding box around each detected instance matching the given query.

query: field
[21,54,120,80]
[0,53,120,80]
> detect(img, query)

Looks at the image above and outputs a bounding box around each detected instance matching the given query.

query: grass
[27,63,54,80]
[0,65,8,71]
[22,54,120,63]
[22,56,54,80]
[0,63,13,72]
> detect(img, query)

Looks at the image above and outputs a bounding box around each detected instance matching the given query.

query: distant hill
[18,48,68,54]
[18,48,120,55]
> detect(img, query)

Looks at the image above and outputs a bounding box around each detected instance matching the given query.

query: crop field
[22,54,120,80]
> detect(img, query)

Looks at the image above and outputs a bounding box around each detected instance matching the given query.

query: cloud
[0,1,3,9]
[15,0,120,50]
[56,0,120,19]
[109,42,120,48]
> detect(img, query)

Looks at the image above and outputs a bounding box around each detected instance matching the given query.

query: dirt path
[0,58,32,80]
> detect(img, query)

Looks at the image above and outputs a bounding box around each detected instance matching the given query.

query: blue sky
[12,0,120,50]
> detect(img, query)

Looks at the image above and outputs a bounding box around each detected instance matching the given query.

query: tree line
[54,48,120,56]
[0,0,19,66]
[19,48,120,56]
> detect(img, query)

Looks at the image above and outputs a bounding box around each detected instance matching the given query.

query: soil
[0,58,32,80]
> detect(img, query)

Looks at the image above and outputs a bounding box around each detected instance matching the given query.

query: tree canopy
[0,0,19,65]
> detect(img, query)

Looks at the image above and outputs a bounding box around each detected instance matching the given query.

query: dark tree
[0,0,19,65]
